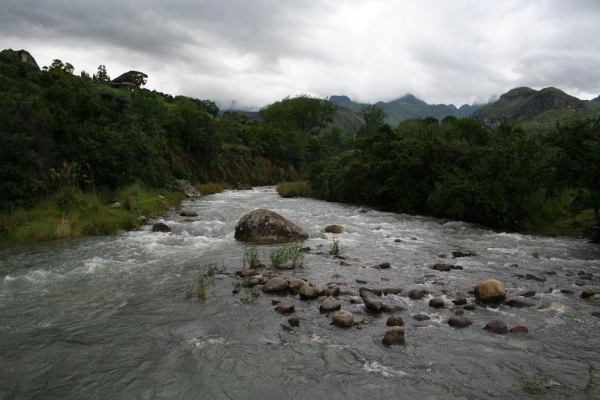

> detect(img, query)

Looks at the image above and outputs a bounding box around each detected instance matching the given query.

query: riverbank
[277,181,599,243]
[0,184,186,242]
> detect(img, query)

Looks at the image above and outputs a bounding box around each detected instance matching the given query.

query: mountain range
[329,94,485,127]
[328,87,600,132]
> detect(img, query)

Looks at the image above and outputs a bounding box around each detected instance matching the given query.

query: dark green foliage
[310,113,600,235]
[259,94,338,135]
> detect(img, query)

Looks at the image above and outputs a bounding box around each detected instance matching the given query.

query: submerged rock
[452,250,477,258]
[234,209,308,244]
[509,326,529,334]
[581,289,597,299]
[507,299,534,308]
[386,316,404,326]
[332,310,354,327]
[429,298,445,308]
[432,263,461,272]
[288,316,300,326]
[474,279,506,303]
[448,316,472,328]
[180,210,198,217]
[382,327,405,346]
[275,303,295,313]
[452,297,467,305]
[484,320,508,334]
[408,289,427,300]
[413,313,431,321]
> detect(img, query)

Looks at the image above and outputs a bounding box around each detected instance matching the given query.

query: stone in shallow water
[408,289,427,300]
[413,313,431,321]
[429,298,445,308]
[262,277,289,293]
[382,326,405,346]
[484,319,508,334]
[152,222,171,233]
[275,303,295,313]
[319,296,341,312]
[510,326,529,334]
[581,289,597,299]
[474,279,506,302]
[448,316,472,328]
[386,316,404,326]
[332,310,353,327]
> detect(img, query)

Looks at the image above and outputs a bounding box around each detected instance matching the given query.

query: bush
[194,182,230,195]
[276,181,312,198]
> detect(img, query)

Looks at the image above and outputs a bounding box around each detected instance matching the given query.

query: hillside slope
[471,87,600,131]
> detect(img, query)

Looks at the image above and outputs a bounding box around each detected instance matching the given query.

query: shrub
[276,181,312,198]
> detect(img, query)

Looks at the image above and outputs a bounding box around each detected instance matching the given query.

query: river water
[1,187,599,399]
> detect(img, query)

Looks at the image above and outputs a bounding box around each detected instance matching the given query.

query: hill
[329,94,485,126]
[471,87,600,131]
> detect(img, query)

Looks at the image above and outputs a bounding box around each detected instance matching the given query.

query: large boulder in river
[234,209,309,244]
[474,279,506,303]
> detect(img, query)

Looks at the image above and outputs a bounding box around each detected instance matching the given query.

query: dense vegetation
[1,49,598,242]
[310,108,600,241]
[0,49,351,240]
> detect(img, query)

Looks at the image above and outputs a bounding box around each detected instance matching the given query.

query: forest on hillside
[0,50,598,241]
[0,50,350,214]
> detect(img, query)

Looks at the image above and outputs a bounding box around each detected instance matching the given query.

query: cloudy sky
[1,0,599,109]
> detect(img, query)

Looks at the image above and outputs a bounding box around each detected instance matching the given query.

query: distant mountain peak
[472,86,596,129]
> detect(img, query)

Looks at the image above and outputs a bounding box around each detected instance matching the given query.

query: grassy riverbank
[0,184,185,242]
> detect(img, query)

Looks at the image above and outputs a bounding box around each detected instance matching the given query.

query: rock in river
[324,225,344,234]
[234,209,309,244]
[448,316,472,328]
[483,319,508,334]
[360,289,383,312]
[332,310,354,327]
[474,279,506,303]
[152,222,172,233]
[263,277,289,293]
[382,327,405,346]
[319,296,341,312]
[275,303,295,313]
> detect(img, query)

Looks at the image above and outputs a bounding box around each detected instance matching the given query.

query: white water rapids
[1,187,599,399]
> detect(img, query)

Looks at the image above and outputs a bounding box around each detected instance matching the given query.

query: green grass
[0,183,185,242]
[276,181,312,198]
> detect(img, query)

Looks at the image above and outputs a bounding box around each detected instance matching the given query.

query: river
[1,187,599,399]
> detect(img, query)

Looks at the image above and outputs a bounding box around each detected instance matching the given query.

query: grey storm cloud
[1,0,600,109]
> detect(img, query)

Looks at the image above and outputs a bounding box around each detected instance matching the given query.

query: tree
[357,104,387,140]
[94,65,110,84]
[126,70,148,86]
[259,94,338,134]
